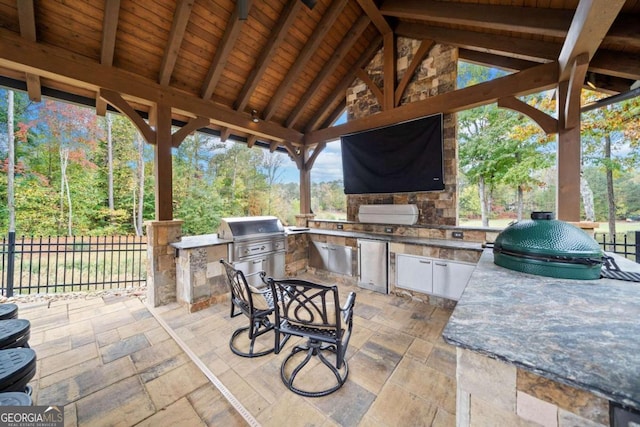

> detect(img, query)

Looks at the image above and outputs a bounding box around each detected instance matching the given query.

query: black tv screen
[341,114,444,194]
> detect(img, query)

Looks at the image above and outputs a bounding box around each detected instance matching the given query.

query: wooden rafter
[589,52,640,82]
[16,0,40,102]
[564,53,589,130]
[305,35,383,133]
[355,68,383,107]
[497,96,558,135]
[159,0,194,86]
[458,49,538,73]
[263,0,348,121]
[356,0,391,35]
[395,40,434,106]
[383,32,395,110]
[97,0,121,115]
[395,22,558,63]
[0,29,303,144]
[381,0,572,38]
[99,89,156,144]
[286,15,371,128]
[234,0,303,112]
[171,116,210,148]
[558,0,625,81]
[200,0,252,100]
[306,61,559,145]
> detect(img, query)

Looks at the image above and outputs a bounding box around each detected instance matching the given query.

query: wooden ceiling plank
[305,61,559,145]
[458,49,539,72]
[355,68,383,107]
[101,0,121,66]
[606,14,640,50]
[383,32,395,110]
[558,0,625,81]
[263,0,349,121]
[356,0,392,35]
[17,0,41,102]
[200,0,252,99]
[395,21,559,63]
[159,0,195,86]
[380,0,572,37]
[0,29,302,144]
[305,34,383,132]
[395,39,435,106]
[286,15,371,128]
[588,50,640,81]
[234,0,303,112]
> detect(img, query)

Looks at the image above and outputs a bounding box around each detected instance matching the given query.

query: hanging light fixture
[237,0,248,20]
[251,109,259,123]
[301,0,317,9]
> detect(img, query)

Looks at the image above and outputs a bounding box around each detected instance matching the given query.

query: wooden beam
[355,68,383,107]
[590,50,640,81]
[99,89,156,144]
[200,0,251,99]
[564,53,589,130]
[306,142,326,171]
[263,0,348,121]
[497,96,558,135]
[459,49,538,72]
[306,61,559,145]
[101,0,120,66]
[558,0,625,81]
[0,29,303,144]
[247,135,258,148]
[356,0,392,35]
[381,0,572,38]
[159,0,194,86]
[395,40,434,106]
[234,0,303,112]
[383,32,395,110]
[282,141,303,170]
[395,21,559,63]
[305,35,383,132]
[171,116,209,148]
[269,141,279,153]
[286,15,370,128]
[154,103,174,221]
[606,15,640,50]
[16,0,40,102]
[219,127,232,142]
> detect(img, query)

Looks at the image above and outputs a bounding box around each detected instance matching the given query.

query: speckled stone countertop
[443,250,640,410]
[170,234,230,249]
[302,228,484,251]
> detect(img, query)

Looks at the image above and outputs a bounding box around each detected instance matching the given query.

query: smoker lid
[218,216,284,240]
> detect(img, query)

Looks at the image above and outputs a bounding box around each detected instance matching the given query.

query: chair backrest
[220,259,255,314]
[268,278,342,335]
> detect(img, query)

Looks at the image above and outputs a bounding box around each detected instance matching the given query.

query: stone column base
[295,214,315,227]
[145,220,183,307]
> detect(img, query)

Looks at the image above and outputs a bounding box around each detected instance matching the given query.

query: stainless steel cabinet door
[357,239,388,293]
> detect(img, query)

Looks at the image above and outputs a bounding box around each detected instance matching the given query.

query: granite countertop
[443,250,640,410]
[170,234,231,249]
[300,228,484,251]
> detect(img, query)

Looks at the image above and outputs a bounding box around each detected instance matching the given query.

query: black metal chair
[267,277,356,397]
[220,259,276,358]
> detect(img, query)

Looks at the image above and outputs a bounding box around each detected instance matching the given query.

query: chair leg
[280,339,348,397]
[229,317,275,358]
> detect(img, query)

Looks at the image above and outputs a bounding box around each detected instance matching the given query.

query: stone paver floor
[18,277,457,426]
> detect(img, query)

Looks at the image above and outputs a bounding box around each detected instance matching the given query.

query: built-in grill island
[218,216,286,287]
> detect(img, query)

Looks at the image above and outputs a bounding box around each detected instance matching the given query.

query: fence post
[636,231,640,264]
[6,231,15,298]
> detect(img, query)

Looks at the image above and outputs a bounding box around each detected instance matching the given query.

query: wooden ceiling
[0,0,638,152]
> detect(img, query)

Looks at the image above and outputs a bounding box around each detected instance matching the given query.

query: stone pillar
[145,220,183,307]
[295,214,315,227]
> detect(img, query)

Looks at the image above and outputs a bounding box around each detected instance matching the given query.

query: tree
[7,90,15,232]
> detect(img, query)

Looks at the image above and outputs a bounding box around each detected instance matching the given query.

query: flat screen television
[341,114,444,194]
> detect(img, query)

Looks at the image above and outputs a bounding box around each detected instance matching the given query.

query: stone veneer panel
[456,348,609,427]
[346,40,458,226]
[145,220,183,307]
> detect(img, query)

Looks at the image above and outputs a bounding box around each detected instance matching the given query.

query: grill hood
[218,216,284,241]
[493,212,604,280]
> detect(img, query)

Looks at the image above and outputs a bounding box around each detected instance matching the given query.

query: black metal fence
[594,230,640,263]
[0,232,147,297]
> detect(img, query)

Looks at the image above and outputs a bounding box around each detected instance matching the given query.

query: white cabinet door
[396,254,433,293]
[432,260,476,300]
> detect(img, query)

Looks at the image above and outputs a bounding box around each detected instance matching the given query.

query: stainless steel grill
[218,216,285,287]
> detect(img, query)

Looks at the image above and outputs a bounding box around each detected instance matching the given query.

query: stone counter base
[456,348,609,427]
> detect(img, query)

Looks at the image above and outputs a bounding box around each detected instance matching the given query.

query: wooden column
[556,80,581,221]
[154,103,174,221]
[299,147,312,216]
